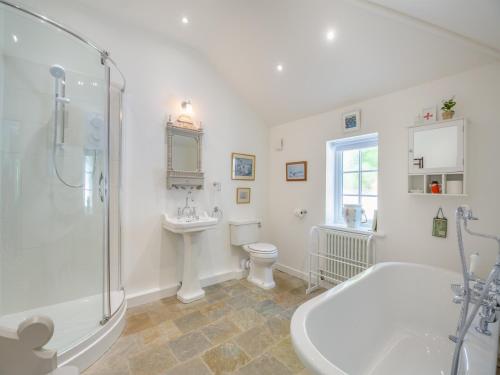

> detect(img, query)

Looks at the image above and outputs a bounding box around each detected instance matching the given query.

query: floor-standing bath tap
[450,205,500,375]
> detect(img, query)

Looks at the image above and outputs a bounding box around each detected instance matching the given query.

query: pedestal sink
[162,213,218,303]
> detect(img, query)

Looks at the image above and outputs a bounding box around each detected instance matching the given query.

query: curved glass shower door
[0,4,107,351]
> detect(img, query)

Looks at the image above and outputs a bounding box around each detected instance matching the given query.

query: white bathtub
[291,262,499,375]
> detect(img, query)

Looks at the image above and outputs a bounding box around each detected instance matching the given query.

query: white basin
[162,213,218,233]
[162,213,218,303]
[291,262,499,375]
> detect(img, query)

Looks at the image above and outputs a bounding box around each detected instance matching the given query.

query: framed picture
[286,161,307,181]
[421,106,437,123]
[342,110,361,133]
[231,153,255,180]
[236,187,251,204]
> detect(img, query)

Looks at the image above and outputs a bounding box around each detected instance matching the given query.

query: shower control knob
[56,96,71,104]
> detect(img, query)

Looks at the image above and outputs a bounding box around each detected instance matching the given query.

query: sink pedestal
[162,213,217,304]
[177,233,205,303]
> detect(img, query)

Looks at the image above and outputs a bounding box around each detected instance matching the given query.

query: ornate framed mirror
[166,122,204,189]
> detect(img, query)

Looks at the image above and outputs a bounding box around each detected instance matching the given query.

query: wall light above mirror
[177,99,197,128]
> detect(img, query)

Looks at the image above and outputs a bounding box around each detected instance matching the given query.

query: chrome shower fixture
[50,64,70,145]
[49,64,84,188]
[50,64,71,106]
[49,64,66,79]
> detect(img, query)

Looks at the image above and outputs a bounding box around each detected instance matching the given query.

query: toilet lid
[248,242,277,253]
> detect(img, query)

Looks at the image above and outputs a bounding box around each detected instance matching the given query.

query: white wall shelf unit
[408,118,466,196]
[407,173,466,196]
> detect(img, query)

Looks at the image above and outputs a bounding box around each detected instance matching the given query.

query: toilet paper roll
[446,181,463,195]
[294,208,307,218]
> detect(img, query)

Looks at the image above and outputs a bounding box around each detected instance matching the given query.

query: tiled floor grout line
[267,336,297,373]
[83,270,319,375]
[170,288,251,372]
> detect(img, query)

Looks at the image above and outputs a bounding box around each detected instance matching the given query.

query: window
[327,134,378,228]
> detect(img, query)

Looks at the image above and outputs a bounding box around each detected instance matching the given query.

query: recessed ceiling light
[77,81,84,86]
[276,64,284,72]
[181,16,189,24]
[326,29,336,41]
[12,34,18,43]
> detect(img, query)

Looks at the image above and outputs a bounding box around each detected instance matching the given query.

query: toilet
[229,219,278,289]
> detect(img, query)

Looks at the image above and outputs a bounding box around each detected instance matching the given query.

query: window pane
[343,173,359,194]
[361,147,378,171]
[361,196,378,221]
[343,195,359,205]
[343,150,359,172]
[361,172,377,195]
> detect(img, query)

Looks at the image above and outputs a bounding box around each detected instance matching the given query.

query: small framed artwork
[231,153,255,180]
[236,187,251,204]
[342,110,361,133]
[421,106,437,123]
[286,161,307,181]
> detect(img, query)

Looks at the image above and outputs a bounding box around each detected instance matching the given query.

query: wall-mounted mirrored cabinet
[166,122,204,189]
[408,118,466,196]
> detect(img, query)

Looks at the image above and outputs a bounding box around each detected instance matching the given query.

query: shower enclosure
[0,1,126,369]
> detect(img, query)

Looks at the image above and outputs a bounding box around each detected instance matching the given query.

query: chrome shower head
[49,64,66,79]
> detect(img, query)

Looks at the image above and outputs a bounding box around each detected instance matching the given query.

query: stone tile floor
[84,270,324,375]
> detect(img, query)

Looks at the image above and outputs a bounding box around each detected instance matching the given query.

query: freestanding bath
[291,262,499,375]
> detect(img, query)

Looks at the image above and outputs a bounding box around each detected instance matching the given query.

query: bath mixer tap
[476,316,493,336]
[449,205,500,375]
[480,299,497,322]
[476,297,497,336]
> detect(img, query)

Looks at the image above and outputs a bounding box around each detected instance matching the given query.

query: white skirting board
[273,263,308,282]
[126,269,245,308]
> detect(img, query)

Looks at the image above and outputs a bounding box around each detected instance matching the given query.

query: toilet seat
[245,242,277,254]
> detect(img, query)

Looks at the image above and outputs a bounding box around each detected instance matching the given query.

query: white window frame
[327,133,378,228]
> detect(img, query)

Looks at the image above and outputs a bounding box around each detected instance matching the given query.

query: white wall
[16,0,269,301]
[0,9,5,315]
[269,63,500,279]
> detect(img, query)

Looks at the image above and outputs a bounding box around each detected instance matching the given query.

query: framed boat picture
[231,153,255,180]
[286,161,307,181]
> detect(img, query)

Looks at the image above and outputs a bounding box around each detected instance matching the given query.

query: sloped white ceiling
[69,0,498,125]
[370,0,500,50]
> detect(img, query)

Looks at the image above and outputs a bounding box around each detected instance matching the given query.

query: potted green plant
[441,96,456,120]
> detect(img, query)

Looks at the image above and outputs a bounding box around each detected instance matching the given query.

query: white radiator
[307,226,375,293]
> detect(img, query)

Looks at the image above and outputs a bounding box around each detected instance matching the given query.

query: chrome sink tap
[179,190,198,220]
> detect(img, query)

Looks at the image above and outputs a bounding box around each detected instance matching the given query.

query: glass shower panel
[109,84,123,315]
[0,4,106,351]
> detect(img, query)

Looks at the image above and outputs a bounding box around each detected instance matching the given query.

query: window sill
[319,223,385,238]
